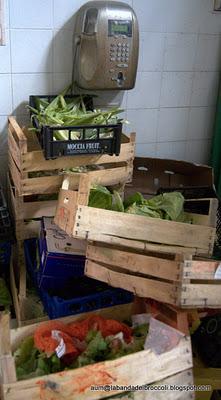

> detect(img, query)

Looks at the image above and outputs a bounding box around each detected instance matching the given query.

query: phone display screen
[108,20,132,36]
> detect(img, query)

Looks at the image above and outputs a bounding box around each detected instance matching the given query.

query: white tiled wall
[0,0,221,189]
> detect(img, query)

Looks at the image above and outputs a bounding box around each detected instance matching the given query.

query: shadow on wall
[12,11,126,129]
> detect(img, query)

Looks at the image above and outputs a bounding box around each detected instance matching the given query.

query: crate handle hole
[137,166,148,171]
[64,197,69,204]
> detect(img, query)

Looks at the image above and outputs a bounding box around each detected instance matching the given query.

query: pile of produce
[28,87,124,141]
[14,315,148,380]
[89,186,188,222]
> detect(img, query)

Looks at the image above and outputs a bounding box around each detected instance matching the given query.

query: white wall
[0,0,221,188]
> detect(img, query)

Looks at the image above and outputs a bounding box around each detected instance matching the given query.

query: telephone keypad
[109,42,130,64]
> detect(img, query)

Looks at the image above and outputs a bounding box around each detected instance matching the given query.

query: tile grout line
[155,32,167,157]
[184,30,201,160]
[7,0,13,115]
[52,0,55,92]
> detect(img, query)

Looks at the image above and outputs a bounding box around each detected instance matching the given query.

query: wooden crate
[8,116,135,197]
[0,303,193,400]
[54,175,217,256]
[7,173,56,240]
[8,117,135,240]
[9,242,48,327]
[85,243,221,308]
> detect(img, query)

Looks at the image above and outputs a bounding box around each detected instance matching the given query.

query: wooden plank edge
[1,337,192,399]
[85,259,177,305]
[86,243,182,282]
[74,206,214,253]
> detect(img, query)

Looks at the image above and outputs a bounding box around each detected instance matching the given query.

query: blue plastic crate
[24,237,84,290]
[23,238,39,284]
[42,287,133,319]
[38,218,86,286]
[24,239,70,290]
[24,239,133,319]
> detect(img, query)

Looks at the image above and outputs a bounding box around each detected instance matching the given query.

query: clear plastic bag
[144,317,185,355]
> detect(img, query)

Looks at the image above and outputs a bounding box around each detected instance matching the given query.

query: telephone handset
[73,1,139,90]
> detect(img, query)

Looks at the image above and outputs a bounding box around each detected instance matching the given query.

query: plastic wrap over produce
[144,317,185,355]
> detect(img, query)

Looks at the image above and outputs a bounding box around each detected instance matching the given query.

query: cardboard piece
[126,157,214,196]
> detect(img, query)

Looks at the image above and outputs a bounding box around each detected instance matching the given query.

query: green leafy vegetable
[125,203,162,218]
[85,330,108,360]
[28,86,124,140]
[88,185,112,210]
[14,336,39,380]
[123,192,144,209]
[144,192,184,221]
[112,190,124,212]
[88,184,186,222]
[14,321,149,380]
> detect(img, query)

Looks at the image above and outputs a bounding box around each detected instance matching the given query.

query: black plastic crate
[29,95,122,160]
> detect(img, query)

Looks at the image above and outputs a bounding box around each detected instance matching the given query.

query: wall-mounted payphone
[73,1,139,90]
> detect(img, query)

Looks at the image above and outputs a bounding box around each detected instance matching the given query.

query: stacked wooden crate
[3,119,198,400]
[8,116,135,241]
[0,304,194,400]
[54,174,219,308]
[54,159,221,399]
[7,116,135,326]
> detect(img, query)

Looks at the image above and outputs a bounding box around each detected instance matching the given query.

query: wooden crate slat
[1,367,194,400]
[185,212,214,228]
[21,134,135,173]
[55,188,79,235]
[85,232,202,256]
[180,283,221,308]
[8,130,22,172]
[8,117,27,153]
[8,172,56,220]
[8,152,22,194]
[65,165,132,189]
[0,371,195,400]
[86,243,221,308]
[126,370,194,400]
[21,175,63,196]
[15,221,41,241]
[183,259,220,279]
[18,164,132,196]
[10,253,22,326]
[22,199,57,219]
[7,173,52,240]
[75,206,215,254]
[184,198,218,228]
[7,173,22,218]
[86,260,176,304]
[86,244,181,282]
